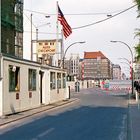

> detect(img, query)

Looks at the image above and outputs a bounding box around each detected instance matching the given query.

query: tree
[134,0,140,17]
[134,0,140,60]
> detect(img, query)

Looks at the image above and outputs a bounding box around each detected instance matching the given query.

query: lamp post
[111,40,134,95]
[30,14,50,61]
[62,41,85,69]
[120,61,132,79]
[118,57,131,64]
[120,61,131,68]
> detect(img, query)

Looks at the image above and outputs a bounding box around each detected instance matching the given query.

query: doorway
[39,70,44,104]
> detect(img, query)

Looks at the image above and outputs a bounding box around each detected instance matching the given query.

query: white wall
[67,80,90,92]
[49,89,66,103]
[0,56,3,116]
[41,70,50,104]
[0,79,3,116]
[3,58,40,115]
[1,55,69,116]
[49,70,67,103]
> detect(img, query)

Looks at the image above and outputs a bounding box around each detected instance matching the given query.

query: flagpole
[31,13,33,61]
[61,29,64,63]
[57,3,72,68]
[56,1,59,66]
[60,29,64,68]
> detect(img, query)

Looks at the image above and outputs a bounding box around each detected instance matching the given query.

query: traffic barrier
[108,86,132,91]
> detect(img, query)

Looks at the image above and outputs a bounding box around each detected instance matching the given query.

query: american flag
[58,5,72,38]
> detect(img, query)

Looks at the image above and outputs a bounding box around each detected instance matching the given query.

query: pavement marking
[37,128,55,138]
[118,115,127,140]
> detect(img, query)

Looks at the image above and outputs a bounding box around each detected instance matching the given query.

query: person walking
[134,80,139,101]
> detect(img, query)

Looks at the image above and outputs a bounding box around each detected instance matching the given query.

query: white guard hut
[0,54,68,116]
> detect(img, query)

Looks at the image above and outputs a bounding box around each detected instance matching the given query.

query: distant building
[79,59,84,80]
[64,54,80,81]
[83,51,112,80]
[112,64,121,80]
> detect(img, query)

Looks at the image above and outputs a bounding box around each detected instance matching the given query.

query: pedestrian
[134,80,139,91]
[134,80,140,101]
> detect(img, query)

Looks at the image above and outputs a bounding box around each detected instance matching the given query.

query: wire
[23,12,37,28]
[24,31,61,35]
[24,8,123,16]
[72,4,137,30]
[24,4,137,30]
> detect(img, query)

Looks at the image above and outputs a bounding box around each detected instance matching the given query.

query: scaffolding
[1,0,23,58]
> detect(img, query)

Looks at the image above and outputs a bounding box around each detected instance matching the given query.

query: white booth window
[50,72,56,90]
[28,69,36,91]
[63,73,66,88]
[9,65,20,91]
[57,73,61,89]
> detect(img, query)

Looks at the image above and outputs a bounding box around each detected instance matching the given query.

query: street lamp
[120,61,131,68]
[119,58,132,79]
[110,40,134,95]
[62,41,85,69]
[110,41,133,59]
[118,57,130,64]
[120,62,131,78]
[30,14,50,61]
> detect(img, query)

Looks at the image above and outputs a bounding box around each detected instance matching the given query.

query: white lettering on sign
[37,41,56,55]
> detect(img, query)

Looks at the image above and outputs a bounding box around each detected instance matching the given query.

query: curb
[0,98,79,127]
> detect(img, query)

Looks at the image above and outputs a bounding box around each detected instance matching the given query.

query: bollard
[68,86,70,99]
[135,91,139,102]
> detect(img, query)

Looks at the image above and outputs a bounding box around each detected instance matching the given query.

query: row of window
[9,65,66,92]
[50,72,66,90]
[9,66,36,92]
[84,59,108,62]
[84,63,108,66]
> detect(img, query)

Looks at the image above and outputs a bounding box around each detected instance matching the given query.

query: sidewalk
[0,98,78,127]
[129,99,140,140]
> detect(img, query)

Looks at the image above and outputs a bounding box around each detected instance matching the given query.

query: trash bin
[75,81,80,92]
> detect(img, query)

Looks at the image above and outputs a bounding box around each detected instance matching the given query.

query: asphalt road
[0,88,128,140]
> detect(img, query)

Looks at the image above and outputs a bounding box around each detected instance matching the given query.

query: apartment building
[1,0,23,58]
[83,51,112,80]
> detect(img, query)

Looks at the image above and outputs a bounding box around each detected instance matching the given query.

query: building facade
[1,0,23,58]
[64,54,80,81]
[83,51,112,80]
[134,62,140,80]
[0,54,68,116]
[112,64,121,80]
[0,1,70,117]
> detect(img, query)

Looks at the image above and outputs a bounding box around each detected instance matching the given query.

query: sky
[23,0,140,76]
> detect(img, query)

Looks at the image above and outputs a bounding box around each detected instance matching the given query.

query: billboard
[37,40,56,55]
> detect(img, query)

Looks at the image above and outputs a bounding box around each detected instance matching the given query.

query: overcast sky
[23,0,140,76]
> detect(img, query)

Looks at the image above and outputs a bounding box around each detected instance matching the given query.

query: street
[0,88,128,140]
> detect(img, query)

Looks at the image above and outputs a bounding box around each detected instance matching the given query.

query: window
[28,69,36,91]
[6,39,10,53]
[9,65,20,91]
[50,72,56,90]
[57,73,61,89]
[63,73,66,88]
